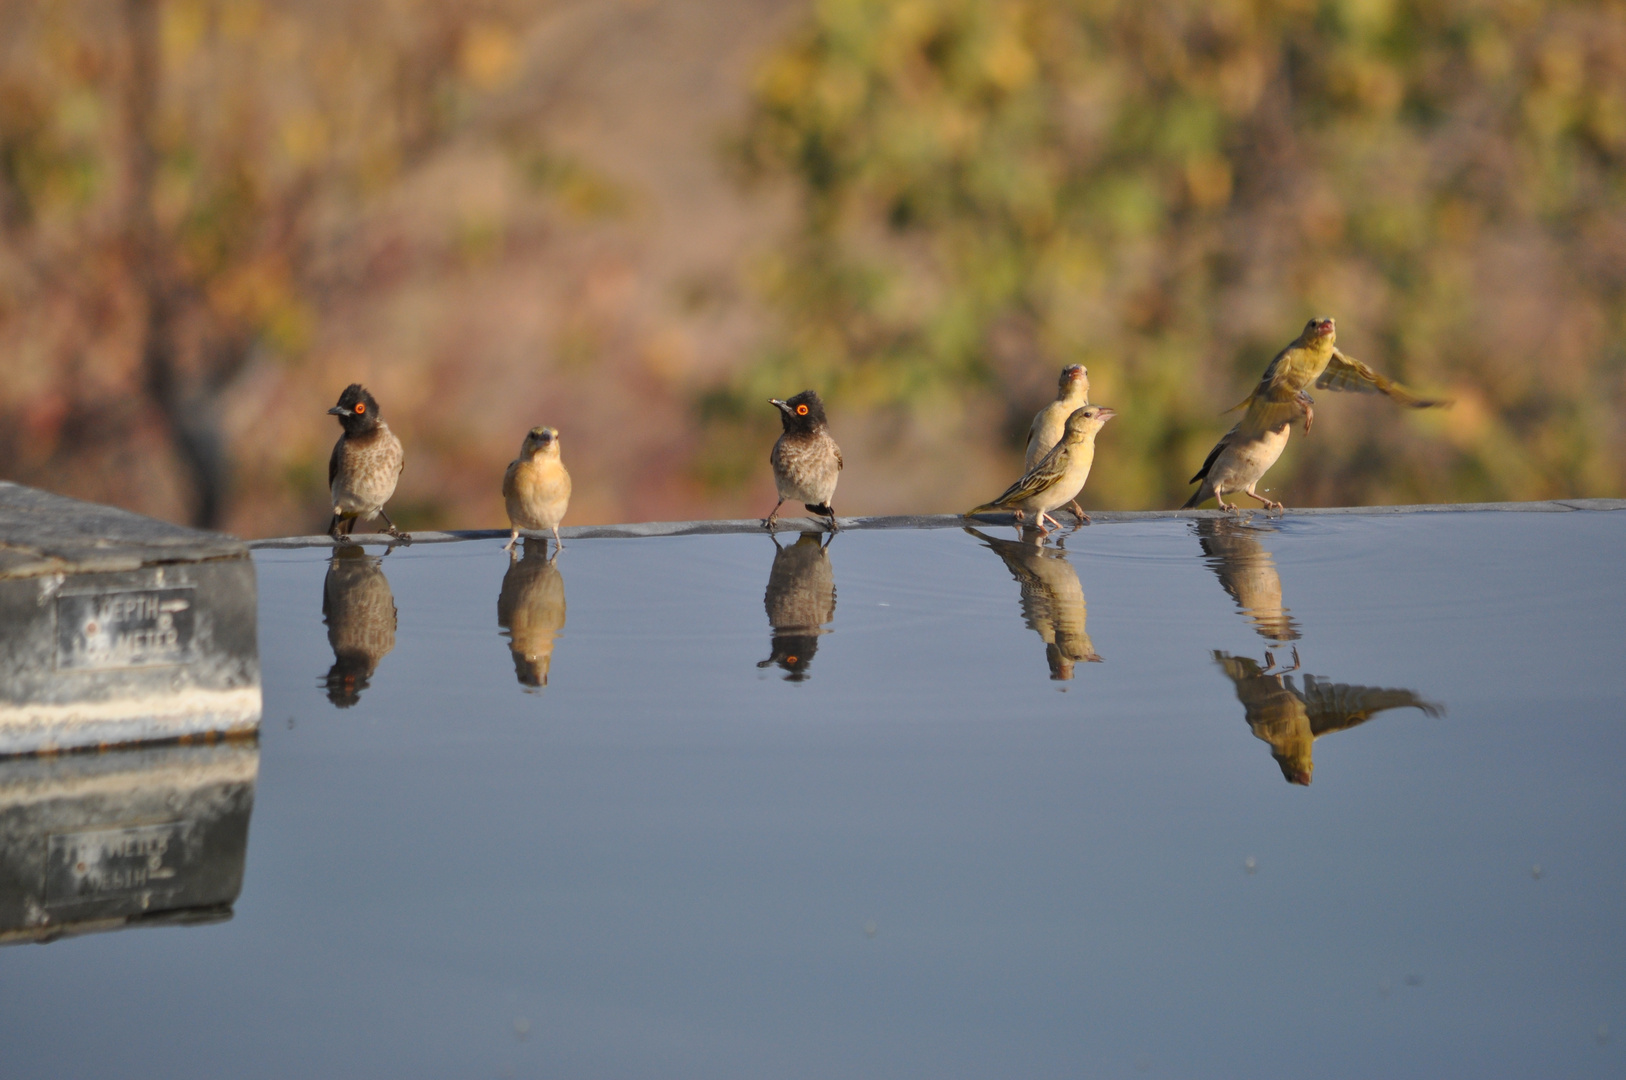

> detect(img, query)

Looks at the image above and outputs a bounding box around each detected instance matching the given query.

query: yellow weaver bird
[1184,317,1449,510]
[968,405,1116,533]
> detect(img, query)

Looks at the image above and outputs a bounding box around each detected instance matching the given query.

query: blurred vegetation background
[1,0,1621,536]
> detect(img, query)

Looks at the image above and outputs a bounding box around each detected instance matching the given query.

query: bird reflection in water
[321,544,397,707]
[1195,518,1299,643]
[497,538,566,690]
[758,532,835,681]
[1195,518,1441,784]
[967,526,1101,680]
[1214,649,1442,785]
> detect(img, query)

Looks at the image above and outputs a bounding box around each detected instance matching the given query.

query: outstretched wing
[1301,675,1443,737]
[1316,349,1452,408]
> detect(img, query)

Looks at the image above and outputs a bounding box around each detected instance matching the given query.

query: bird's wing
[835,443,844,471]
[1316,349,1452,408]
[328,437,342,488]
[1301,676,1443,737]
[1189,424,1239,483]
[501,458,520,500]
[982,440,1069,508]
[1224,343,1298,412]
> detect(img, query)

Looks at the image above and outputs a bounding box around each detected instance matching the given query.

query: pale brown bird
[1194,519,1300,643]
[968,526,1102,680]
[1181,414,1294,511]
[765,390,843,532]
[1025,365,1091,518]
[503,426,572,554]
[968,405,1116,532]
[327,383,407,541]
[757,531,836,681]
[497,538,567,689]
[321,544,397,707]
[1185,316,1449,510]
[1214,650,1442,785]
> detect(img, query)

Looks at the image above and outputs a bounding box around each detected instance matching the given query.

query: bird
[1181,411,1294,511]
[1225,315,1450,432]
[1213,650,1443,785]
[321,544,397,707]
[502,426,572,554]
[757,531,836,681]
[1183,316,1449,510]
[967,405,1116,532]
[967,525,1102,680]
[765,390,843,532]
[326,383,407,541]
[1024,364,1091,519]
[1194,519,1300,643]
[497,538,567,689]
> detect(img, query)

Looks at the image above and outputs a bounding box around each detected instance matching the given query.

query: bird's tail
[1181,484,1210,510]
[964,501,1003,518]
[1223,393,1254,415]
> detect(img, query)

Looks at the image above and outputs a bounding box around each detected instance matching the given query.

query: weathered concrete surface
[0,484,261,755]
[0,481,245,579]
[246,498,1626,548]
[0,740,256,945]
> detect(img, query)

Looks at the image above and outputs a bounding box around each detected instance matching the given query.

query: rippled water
[3,510,1623,1078]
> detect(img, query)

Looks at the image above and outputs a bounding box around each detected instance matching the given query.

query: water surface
[2,510,1622,1078]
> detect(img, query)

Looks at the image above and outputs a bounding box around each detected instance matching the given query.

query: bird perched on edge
[327,384,407,541]
[1024,364,1091,520]
[765,390,843,532]
[967,404,1116,533]
[503,426,571,555]
[1183,316,1450,510]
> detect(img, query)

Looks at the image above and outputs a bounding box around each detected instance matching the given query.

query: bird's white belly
[1212,425,1289,494]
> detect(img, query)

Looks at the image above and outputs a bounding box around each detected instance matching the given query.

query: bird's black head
[323,652,375,708]
[770,390,828,434]
[328,383,382,434]
[757,633,820,681]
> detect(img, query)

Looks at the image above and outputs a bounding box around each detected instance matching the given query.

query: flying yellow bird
[1184,317,1450,510]
[1224,315,1450,434]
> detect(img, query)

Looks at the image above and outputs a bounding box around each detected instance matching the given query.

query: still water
[2,510,1622,1078]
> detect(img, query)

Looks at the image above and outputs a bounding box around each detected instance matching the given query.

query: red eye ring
[786,656,798,663]
[795,404,808,416]
[354,402,366,414]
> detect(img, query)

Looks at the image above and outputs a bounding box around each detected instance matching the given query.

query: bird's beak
[1097,407,1118,421]
[770,398,790,413]
[327,406,347,416]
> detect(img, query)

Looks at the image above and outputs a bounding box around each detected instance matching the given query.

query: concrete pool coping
[245,498,1626,549]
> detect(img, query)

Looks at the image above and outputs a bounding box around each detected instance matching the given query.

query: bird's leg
[1245,487,1284,512]
[504,529,518,553]
[377,508,411,543]
[1283,645,1301,673]
[552,524,564,551]
[327,513,344,540]
[1297,391,1315,434]
[1040,511,1064,532]
[825,505,840,533]
[1068,500,1091,527]
[763,498,784,532]
[1215,492,1236,512]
